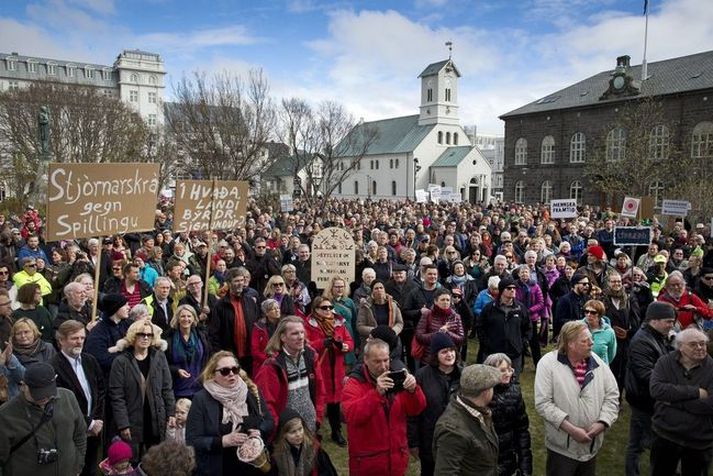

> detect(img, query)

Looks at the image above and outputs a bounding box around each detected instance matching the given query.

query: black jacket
[476,300,531,360]
[246,254,281,294]
[51,351,106,426]
[554,290,586,327]
[385,279,418,310]
[625,324,672,413]
[490,382,533,476]
[209,293,259,361]
[407,364,461,459]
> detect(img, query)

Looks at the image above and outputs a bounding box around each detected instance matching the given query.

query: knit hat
[460,364,501,396]
[498,276,516,294]
[370,325,399,352]
[588,246,605,261]
[645,301,677,321]
[99,293,128,317]
[430,332,455,355]
[278,408,303,433]
[107,438,133,465]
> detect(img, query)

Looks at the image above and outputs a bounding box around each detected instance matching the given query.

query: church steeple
[418,58,461,126]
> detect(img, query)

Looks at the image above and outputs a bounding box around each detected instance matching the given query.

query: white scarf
[204,378,249,432]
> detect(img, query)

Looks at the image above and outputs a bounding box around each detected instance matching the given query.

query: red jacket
[305,313,354,403]
[342,364,426,476]
[250,319,274,375]
[254,346,325,437]
[658,290,713,329]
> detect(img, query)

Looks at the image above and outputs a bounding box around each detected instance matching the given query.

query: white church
[333,58,493,202]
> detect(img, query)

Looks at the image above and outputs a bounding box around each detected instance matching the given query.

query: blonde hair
[124,319,163,348]
[322,276,346,301]
[199,351,262,413]
[557,321,589,353]
[12,317,41,342]
[264,315,304,355]
[171,305,197,329]
[175,398,192,413]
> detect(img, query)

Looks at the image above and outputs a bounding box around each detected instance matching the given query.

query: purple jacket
[515,280,546,322]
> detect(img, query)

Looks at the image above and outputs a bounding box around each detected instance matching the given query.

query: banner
[550,199,578,219]
[661,199,690,217]
[614,226,652,246]
[621,196,640,218]
[415,189,428,203]
[430,185,442,203]
[280,194,294,212]
[173,180,249,232]
[311,227,355,289]
[46,163,159,241]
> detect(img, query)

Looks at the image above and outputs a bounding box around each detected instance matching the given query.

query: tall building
[471,132,504,201]
[0,49,166,125]
[499,50,713,206]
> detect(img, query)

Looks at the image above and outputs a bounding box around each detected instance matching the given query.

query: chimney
[616,55,631,70]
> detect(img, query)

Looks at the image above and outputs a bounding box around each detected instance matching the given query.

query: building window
[514,138,527,165]
[102,68,112,80]
[438,131,443,144]
[446,132,451,145]
[47,63,56,75]
[392,181,397,196]
[649,180,665,206]
[131,73,138,83]
[541,136,555,164]
[6,59,16,71]
[606,128,626,161]
[541,180,553,203]
[569,132,586,163]
[149,75,157,85]
[514,181,524,203]
[130,90,138,102]
[148,92,157,104]
[84,66,93,79]
[395,159,399,168]
[337,182,342,194]
[389,159,393,169]
[103,89,113,97]
[148,114,157,126]
[354,181,359,194]
[649,125,669,160]
[445,88,452,102]
[570,180,583,203]
[691,122,713,158]
[453,133,458,145]
[67,64,75,77]
[427,88,433,102]
[375,160,379,170]
[8,81,19,91]
[372,181,377,196]
[27,61,37,73]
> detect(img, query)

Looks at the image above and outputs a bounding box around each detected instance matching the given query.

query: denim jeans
[625,406,652,476]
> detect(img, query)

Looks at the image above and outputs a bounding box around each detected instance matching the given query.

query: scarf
[204,378,249,432]
[450,274,467,287]
[273,440,315,476]
[172,329,198,365]
[313,310,335,337]
[13,337,42,356]
[230,295,248,358]
[213,270,226,286]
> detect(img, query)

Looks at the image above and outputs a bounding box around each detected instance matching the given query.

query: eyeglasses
[215,366,241,376]
[255,246,266,249]
[112,267,121,271]
[136,332,154,339]
[332,284,345,289]
[578,282,591,286]
[584,309,599,315]
[25,263,36,268]
[318,305,334,310]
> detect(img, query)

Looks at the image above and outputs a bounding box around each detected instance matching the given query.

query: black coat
[186,386,274,476]
[51,351,106,426]
[246,254,281,294]
[209,294,259,367]
[407,364,461,459]
[385,279,418,309]
[476,300,531,360]
[554,290,586,328]
[625,324,672,413]
[489,383,533,476]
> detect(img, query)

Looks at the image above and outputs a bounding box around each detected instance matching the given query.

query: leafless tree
[165,69,277,183]
[279,98,377,206]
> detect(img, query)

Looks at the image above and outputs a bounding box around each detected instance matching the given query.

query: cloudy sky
[2,0,712,134]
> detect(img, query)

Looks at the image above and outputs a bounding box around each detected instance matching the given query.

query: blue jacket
[0,354,25,400]
[84,317,132,377]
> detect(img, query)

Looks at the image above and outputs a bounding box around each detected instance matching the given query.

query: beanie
[370,325,399,352]
[498,276,516,294]
[107,439,133,465]
[99,293,128,317]
[430,332,455,356]
[645,301,677,321]
[588,246,605,261]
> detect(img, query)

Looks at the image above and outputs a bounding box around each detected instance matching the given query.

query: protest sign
[614,226,652,246]
[430,185,442,203]
[280,194,294,212]
[173,180,249,232]
[621,197,640,218]
[550,199,578,219]
[311,227,355,289]
[415,189,428,203]
[46,163,159,241]
[661,199,690,217]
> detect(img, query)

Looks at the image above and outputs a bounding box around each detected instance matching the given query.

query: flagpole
[642,0,649,81]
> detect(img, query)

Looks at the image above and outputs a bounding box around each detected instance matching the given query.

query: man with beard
[51,320,105,476]
[657,271,713,329]
[479,255,509,291]
[55,282,92,328]
[554,272,591,339]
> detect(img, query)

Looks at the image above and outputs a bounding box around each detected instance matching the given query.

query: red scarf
[230,295,248,358]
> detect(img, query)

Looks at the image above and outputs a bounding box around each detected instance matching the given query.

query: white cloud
[138,25,261,54]
[67,0,116,15]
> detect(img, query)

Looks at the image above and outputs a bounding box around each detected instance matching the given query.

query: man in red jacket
[658,271,713,329]
[342,338,426,476]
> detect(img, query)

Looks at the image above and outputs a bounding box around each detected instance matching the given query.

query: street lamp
[413,158,421,200]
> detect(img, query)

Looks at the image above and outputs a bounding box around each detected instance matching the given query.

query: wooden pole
[202,179,217,309]
[91,238,102,321]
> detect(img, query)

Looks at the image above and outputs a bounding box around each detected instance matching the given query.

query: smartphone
[387,369,407,393]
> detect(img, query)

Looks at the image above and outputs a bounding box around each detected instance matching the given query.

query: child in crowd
[166,398,191,444]
[272,408,321,476]
[100,438,141,476]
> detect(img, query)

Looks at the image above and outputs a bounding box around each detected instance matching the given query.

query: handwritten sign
[550,199,578,219]
[415,189,428,203]
[173,180,249,232]
[280,194,294,212]
[46,163,159,241]
[614,226,652,246]
[311,227,355,289]
[661,199,690,217]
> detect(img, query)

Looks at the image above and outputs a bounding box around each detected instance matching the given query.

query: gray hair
[261,298,279,315]
[483,352,512,368]
[487,276,501,290]
[524,250,538,260]
[362,267,376,279]
[154,276,172,289]
[674,328,709,350]
[63,281,84,297]
[363,338,390,358]
[665,270,685,287]
[129,303,151,320]
[493,255,507,265]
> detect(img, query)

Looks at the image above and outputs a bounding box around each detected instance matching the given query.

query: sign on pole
[550,199,579,219]
[430,186,442,203]
[614,226,652,246]
[415,189,428,203]
[621,196,641,218]
[173,180,249,232]
[280,194,294,212]
[311,227,355,290]
[661,199,691,217]
[46,163,160,241]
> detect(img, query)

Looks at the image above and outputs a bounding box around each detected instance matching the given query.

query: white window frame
[514,138,527,165]
[67,64,75,77]
[6,59,16,71]
[541,136,555,164]
[47,62,56,75]
[541,180,553,203]
[129,90,138,102]
[84,66,93,79]
[148,91,157,104]
[570,180,583,203]
[649,125,669,160]
[691,122,713,158]
[569,132,586,163]
[514,180,524,203]
[606,128,626,161]
[27,60,37,73]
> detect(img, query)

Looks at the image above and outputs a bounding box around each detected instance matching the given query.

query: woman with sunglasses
[581,299,617,365]
[187,350,273,476]
[262,274,295,316]
[109,319,175,461]
[305,296,353,447]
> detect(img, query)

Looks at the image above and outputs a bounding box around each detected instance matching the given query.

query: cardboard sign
[415,189,428,203]
[661,199,691,217]
[621,196,640,218]
[430,186,442,202]
[280,194,294,212]
[614,226,652,246]
[311,227,355,289]
[550,199,579,219]
[46,163,159,241]
[173,180,249,232]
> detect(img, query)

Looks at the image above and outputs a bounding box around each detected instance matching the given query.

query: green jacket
[0,388,87,476]
[433,395,499,476]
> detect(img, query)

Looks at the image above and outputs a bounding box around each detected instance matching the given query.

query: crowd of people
[0,198,712,476]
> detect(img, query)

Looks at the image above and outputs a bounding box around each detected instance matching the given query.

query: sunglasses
[136,332,154,338]
[25,263,36,268]
[584,310,598,315]
[0,271,8,276]
[272,282,285,287]
[215,366,240,376]
[703,276,713,281]
[318,305,334,310]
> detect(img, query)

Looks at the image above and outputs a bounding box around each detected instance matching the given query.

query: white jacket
[534,349,620,461]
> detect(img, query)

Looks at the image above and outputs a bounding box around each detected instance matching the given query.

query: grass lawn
[320,338,642,475]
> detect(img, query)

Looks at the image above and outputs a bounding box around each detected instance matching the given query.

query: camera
[387,369,407,393]
[37,448,58,465]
